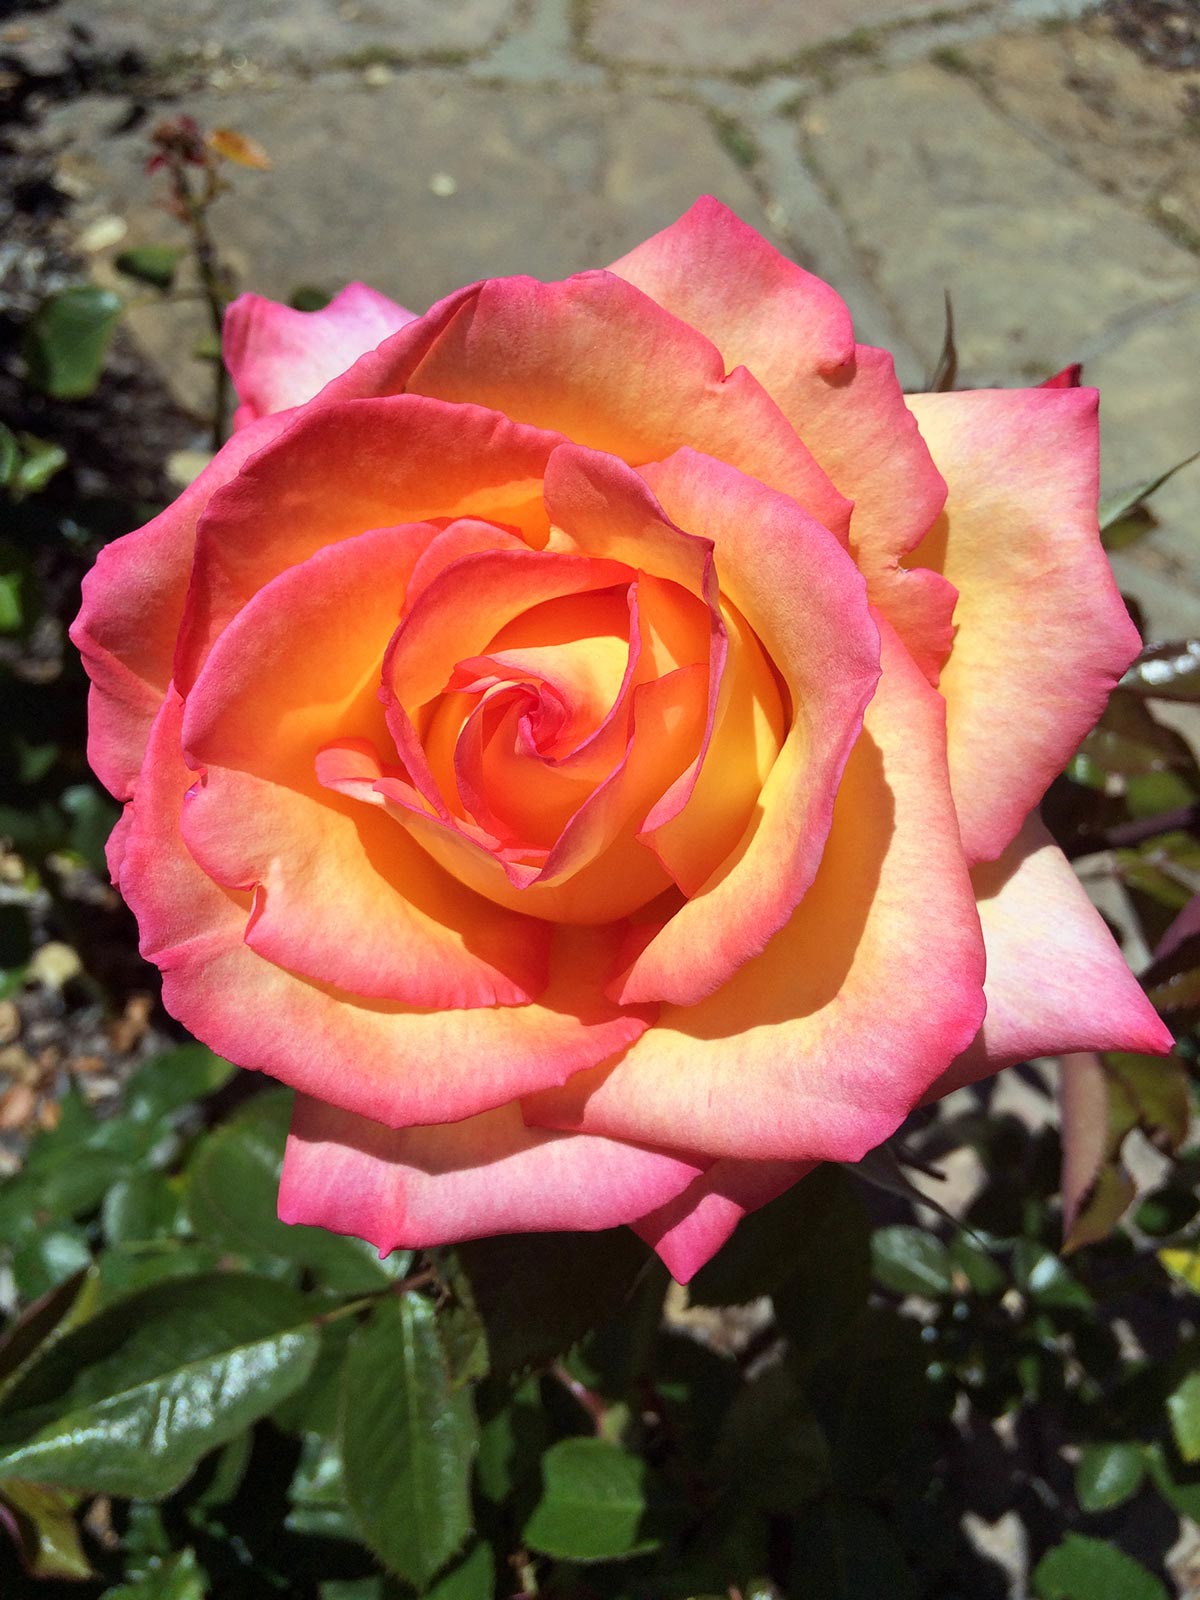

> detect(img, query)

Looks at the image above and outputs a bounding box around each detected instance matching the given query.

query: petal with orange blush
[524,622,986,1162]
[181,524,549,1009]
[611,448,879,1006]
[927,817,1174,1100]
[632,1158,814,1283]
[906,387,1140,864]
[609,198,952,676]
[402,273,851,540]
[279,1095,706,1254]
[174,395,563,695]
[223,283,414,426]
[119,693,653,1130]
[70,409,295,800]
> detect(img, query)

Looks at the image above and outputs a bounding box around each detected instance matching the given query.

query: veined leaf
[0,1274,319,1497]
[340,1295,477,1587]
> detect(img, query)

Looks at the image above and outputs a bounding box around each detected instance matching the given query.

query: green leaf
[871,1225,954,1297]
[1011,1243,1094,1311]
[1168,1368,1200,1463]
[455,1227,649,1375]
[0,1273,319,1497]
[114,245,184,291]
[125,1042,236,1122]
[692,1164,866,1309]
[768,1168,872,1368]
[24,286,123,400]
[1075,1442,1146,1511]
[10,433,67,499]
[100,1547,208,1599]
[187,1089,408,1291]
[288,285,334,311]
[708,1360,829,1512]
[948,1231,1006,1296]
[286,1434,357,1541]
[1033,1533,1167,1600]
[95,1243,223,1305]
[475,1377,549,1507]
[523,1436,660,1563]
[1136,1186,1199,1237]
[808,1308,926,1495]
[0,573,22,633]
[0,423,17,486]
[340,1295,477,1587]
[1121,638,1200,703]
[11,1228,93,1302]
[1099,448,1200,533]
[0,1268,97,1403]
[0,1479,93,1579]
[424,1540,495,1598]
[102,1170,184,1247]
[787,1499,917,1599]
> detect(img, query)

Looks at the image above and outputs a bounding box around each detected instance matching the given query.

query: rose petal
[928,816,1174,1098]
[610,197,953,677]
[906,387,1141,863]
[399,271,852,539]
[632,1158,814,1283]
[224,283,414,424]
[280,1094,706,1253]
[180,524,550,1008]
[525,619,986,1160]
[118,692,653,1129]
[610,447,880,1005]
[70,410,295,798]
[174,395,563,695]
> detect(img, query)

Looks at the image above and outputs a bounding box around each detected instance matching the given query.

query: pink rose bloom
[72,199,1170,1282]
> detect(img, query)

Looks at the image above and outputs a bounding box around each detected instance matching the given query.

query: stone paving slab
[960,20,1200,250]
[582,0,985,73]
[57,77,768,415]
[800,59,1200,384]
[59,0,520,66]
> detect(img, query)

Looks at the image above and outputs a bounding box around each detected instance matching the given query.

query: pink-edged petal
[118,692,653,1129]
[524,620,986,1161]
[611,448,879,1005]
[906,387,1140,863]
[610,198,952,674]
[928,817,1174,1098]
[180,523,549,1009]
[632,1159,814,1283]
[174,395,562,695]
[223,283,415,424]
[280,1094,706,1253]
[70,410,295,799]
[399,271,851,539]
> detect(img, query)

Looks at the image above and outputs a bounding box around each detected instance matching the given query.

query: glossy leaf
[100,1548,208,1599]
[1121,638,1200,703]
[871,1226,954,1297]
[0,1274,319,1497]
[1033,1533,1167,1600]
[455,1228,648,1375]
[24,287,122,400]
[523,1436,660,1563]
[340,1295,477,1587]
[1075,1442,1146,1512]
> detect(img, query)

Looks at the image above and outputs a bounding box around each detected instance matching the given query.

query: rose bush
[72,199,1171,1282]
